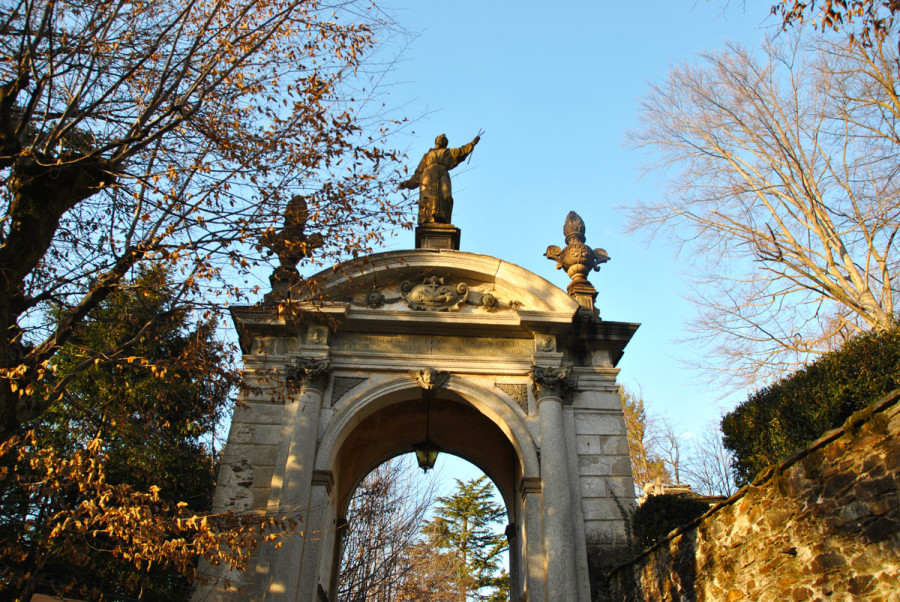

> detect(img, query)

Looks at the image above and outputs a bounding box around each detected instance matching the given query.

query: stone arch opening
[333,395,519,518]
[321,378,537,519]
[319,383,530,599]
[335,450,509,601]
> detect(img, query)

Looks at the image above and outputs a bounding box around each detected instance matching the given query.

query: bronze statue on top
[400,133,480,225]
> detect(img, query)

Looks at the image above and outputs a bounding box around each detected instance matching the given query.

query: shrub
[722,324,900,486]
[631,494,710,549]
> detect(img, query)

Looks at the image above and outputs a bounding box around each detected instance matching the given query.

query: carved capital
[531,365,577,401]
[287,358,330,391]
[414,367,451,390]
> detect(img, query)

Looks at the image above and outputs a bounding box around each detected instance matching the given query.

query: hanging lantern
[413,439,442,472]
[414,391,440,472]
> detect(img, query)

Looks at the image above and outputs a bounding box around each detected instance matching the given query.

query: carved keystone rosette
[531,365,577,401]
[400,276,469,311]
[286,358,330,391]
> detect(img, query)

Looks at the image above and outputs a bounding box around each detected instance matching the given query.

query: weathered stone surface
[607,390,900,601]
[200,249,641,602]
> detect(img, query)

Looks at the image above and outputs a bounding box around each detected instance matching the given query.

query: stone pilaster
[531,366,578,602]
[520,476,546,602]
[264,359,330,601]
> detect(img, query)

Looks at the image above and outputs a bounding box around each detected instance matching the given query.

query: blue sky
[369,0,780,445]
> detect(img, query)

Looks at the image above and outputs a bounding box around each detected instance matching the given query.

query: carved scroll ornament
[401,276,469,311]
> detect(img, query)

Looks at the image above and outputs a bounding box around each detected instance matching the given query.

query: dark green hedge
[632,494,710,549]
[722,324,900,486]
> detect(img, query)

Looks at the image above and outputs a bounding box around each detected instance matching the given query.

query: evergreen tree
[421,476,509,602]
[0,267,237,600]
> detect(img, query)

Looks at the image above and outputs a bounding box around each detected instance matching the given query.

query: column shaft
[538,395,578,601]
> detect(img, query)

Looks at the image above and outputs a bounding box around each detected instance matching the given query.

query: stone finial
[261,195,324,291]
[544,211,609,311]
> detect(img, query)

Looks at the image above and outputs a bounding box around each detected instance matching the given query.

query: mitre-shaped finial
[544,211,609,311]
[261,195,323,295]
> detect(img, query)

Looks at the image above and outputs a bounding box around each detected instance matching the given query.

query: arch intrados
[319,377,539,516]
[331,396,519,518]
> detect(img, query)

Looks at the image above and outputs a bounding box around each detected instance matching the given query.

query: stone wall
[607,390,900,601]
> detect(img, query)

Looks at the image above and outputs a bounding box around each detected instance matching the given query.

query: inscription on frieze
[332,333,531,358]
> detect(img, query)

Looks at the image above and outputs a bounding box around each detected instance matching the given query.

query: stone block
[583,520,630,546]
[253,424,284,446]
[231,423,256,444]
[601,434,629,455]
[581,499,623,521]
[233,402,286,425]
[579,476,607,497]
[251,486,272,510]
[575,434,601,454]
[253,465,275,489]
[573,413,626,436]
[224,443,278,467]
[578,455,614,476]
[572,390,621,411]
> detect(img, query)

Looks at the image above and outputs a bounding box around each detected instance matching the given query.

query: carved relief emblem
[366,291,386,308]
[400,276,469,311]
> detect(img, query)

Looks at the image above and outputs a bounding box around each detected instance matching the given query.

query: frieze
[350,282,521,313]
[331,333,532,358]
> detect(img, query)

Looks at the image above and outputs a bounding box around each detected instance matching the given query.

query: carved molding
[401,276,468,311]
[311,469,334,494]
[473,291,522,313]
[519,476,542,501]
[307,325,328,346]
[531,365,577,402]
[331,376,368,405]
[497,383,529,413]
[534,335,556,353]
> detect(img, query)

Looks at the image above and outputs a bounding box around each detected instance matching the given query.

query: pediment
[293,249,581,316]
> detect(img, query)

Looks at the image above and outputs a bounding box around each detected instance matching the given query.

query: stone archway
[194,249,638,601]
[323,387,529,599]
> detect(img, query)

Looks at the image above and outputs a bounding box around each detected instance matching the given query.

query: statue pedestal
[416,223,460,250]
[567,281,598,313]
